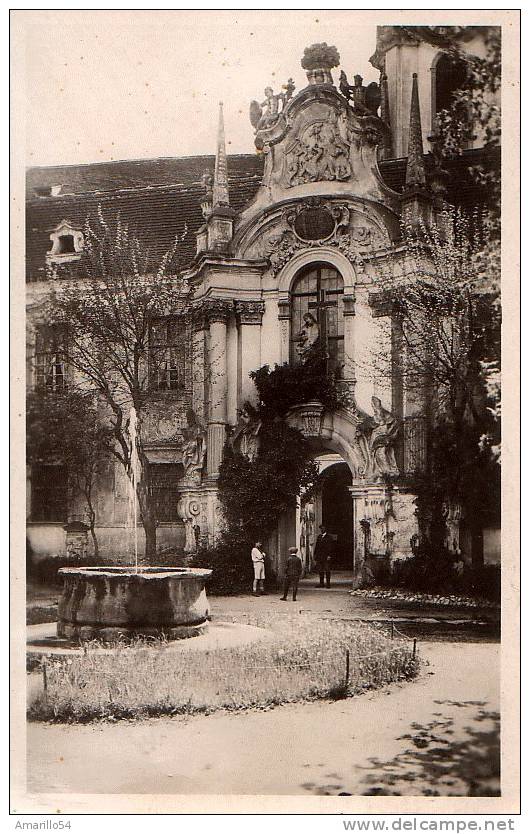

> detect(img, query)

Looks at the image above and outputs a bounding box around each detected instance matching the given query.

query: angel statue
[249,79,295,131]
[181,408,207,484]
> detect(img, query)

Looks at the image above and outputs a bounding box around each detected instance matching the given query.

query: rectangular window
[149,463,182,522]
[149,317,186,391]
[31,463,68,522]
[34,325,67,391]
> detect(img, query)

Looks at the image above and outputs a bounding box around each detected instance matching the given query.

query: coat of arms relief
[259,200,386,275]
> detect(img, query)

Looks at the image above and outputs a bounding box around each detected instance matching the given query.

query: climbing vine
[195,360,337,592]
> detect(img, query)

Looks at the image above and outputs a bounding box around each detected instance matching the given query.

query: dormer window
[47,219,84,264]
[57,234,76,254]
[34,185,62,198]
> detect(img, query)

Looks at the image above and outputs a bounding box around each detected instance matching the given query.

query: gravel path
[27,641,499,797]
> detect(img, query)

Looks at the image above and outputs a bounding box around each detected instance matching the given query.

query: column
[235,301,264,406]
[191,307,207,423]
[277,298,291,365]
[205,300,232,479]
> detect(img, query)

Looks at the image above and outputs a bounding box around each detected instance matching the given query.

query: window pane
[149,317,185,391]
[149,463,182,522]
[34,326,67,391]
[31,464,68,522]
[290,265,344,368]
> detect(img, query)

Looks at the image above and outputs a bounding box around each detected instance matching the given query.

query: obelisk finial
[405,74,426,189]
[213,101,230,208]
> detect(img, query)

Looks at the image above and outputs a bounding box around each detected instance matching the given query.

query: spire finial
[405,73,426,189]
[379,73,392,159]
[213,101,230,208]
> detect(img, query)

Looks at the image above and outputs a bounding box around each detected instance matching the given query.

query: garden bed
[349,587,500,609]
[28,616,419,723]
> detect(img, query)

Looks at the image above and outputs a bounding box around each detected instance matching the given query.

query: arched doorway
[320,462,353,570]
[296,453,354,576]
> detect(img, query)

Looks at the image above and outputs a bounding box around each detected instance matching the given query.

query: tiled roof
[26,154,265,197]
[26,155,264,282]
[26,148,497,282]
[378,146,500,212]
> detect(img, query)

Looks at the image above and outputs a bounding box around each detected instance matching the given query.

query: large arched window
[290,263,344,374]
[432,53,469,133]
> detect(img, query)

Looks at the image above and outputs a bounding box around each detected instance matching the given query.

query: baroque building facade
[26,28,500,577]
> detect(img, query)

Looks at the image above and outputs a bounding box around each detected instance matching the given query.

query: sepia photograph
[10,8,520,816]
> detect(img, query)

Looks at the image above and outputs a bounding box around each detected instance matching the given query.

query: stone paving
[28,572,500,641]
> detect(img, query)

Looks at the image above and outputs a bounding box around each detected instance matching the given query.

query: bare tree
[45,212,189,558]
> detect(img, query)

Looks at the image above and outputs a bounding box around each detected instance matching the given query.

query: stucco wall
[27,522,186,562]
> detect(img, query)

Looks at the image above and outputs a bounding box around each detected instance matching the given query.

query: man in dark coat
[280,547,303,601]
[314,524,334,588]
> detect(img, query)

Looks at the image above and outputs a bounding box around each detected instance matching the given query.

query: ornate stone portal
[181,42,425,571]
[286,399,420,572]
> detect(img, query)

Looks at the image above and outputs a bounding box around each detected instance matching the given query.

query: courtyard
[27,576,500,797]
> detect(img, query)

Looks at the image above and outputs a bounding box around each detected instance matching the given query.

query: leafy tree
[196,366,320,592]
[370,206,500,542]
[219,422,317,539]
[426,27,501,437]
[45,212,188,558]
[27,390,113,557]
[430,29,501,167]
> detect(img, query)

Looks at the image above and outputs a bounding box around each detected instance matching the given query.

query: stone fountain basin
[57,566,212,641]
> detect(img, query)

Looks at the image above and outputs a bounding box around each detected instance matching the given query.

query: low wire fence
[32,616,420,722]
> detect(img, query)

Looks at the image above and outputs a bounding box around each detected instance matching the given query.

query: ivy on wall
[250,351,345,418]
[194,358,340,593]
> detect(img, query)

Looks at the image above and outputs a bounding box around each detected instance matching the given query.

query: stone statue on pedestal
[369,396,399,478]
[181,408,207,485]
[178,493,202,554]
[229,404,262,462]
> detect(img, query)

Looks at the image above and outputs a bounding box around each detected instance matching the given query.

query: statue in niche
[250,79,295,131]
[229,403,262,461]
[369,396,400,477]
[181,408,207,484]
[295,312,320,361]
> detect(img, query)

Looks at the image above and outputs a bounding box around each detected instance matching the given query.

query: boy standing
[251,541,266,595]
[280,546,303,601]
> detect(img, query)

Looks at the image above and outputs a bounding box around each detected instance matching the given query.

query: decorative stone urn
[57,566,212,641]
[300,42,341,85]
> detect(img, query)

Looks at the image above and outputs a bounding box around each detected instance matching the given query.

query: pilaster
[277,298,291,365]
[235,301,265,406]
[342,293,356,384]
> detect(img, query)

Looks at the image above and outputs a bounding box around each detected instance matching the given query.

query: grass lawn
[28,614,419,723]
